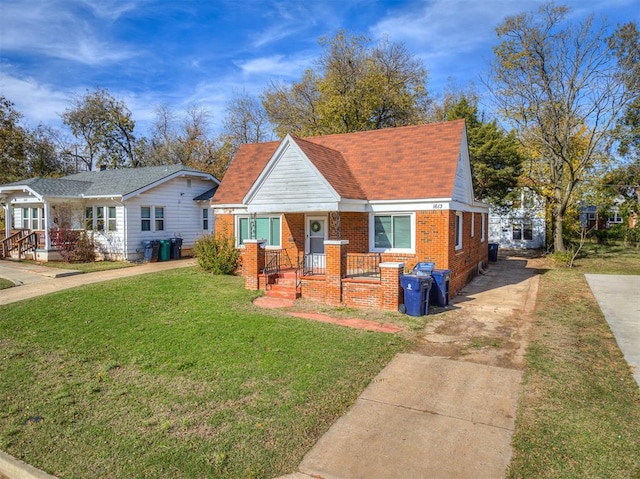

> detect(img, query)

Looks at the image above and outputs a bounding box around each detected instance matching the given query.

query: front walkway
[0,259,196,306]
[276,253,540,479]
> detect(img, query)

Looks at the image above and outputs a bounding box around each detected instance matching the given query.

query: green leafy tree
[430,91,524,205]
[488,3,639,251]
[263,31,429,137]
[0,95,29,183]
[62,88,137,170]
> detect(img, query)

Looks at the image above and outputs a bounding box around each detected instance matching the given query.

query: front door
[306,216,327,271]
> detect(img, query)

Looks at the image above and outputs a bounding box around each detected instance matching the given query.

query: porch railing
[263,250,281,276]
[263,249,300,276]
[302,253,326,276]
[1,229,38,260]
[346,253,382,279]
[17,232,38,258]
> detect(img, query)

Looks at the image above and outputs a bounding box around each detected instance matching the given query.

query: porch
[0,229,44,260]
[241,239,405,311]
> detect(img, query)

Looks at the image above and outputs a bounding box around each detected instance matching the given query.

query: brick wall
[215,208,488,309]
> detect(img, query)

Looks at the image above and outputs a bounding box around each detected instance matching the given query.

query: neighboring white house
[0,165,218,261]
[488,187,546,249]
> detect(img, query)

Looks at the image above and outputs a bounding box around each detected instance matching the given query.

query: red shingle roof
[213,119,465,204]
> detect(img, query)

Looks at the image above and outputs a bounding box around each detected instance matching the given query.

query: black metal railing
[346,253,381,279]
[263,250,281,276]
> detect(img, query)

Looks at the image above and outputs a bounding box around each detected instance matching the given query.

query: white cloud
[235,54,312,79]
[0,72,71,128]
[0,0,138,65]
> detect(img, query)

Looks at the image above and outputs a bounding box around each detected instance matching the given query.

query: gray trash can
[141,240,153,262]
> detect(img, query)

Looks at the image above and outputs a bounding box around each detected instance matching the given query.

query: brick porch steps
[265,269,301,300]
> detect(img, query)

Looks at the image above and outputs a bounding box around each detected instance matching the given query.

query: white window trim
[455,211,463,251]
[22,207,44,230]
[481,213,486,242]
[236,215,282,248]
[202,208,209,231]
[512,219,534,242]
[141,206,165,232]
[471,212,475,237]
[85,206,117,232]
[369,212,415,254]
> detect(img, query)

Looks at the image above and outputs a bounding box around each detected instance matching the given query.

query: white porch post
[3,203,9,237]
[43,202,51,249]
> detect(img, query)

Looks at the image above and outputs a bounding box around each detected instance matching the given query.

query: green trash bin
[158,239,171,261]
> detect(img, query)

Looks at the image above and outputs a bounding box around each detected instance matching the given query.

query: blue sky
[1,0,638,137]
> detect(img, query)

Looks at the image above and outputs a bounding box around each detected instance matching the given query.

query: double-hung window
[141,207,151,231]
[372,214,412,251]
[237,216,281,247]
[455,212,463,250]
[141,206,165,232]
[84,206,117,231]
[202,209,209,230]
[513,220,533,241]
[155,207,165,231]
[22,207,43,230]
[107,207,116,231]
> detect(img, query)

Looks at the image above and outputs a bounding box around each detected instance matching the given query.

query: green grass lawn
[21,259,135,274]
[0,269,407,479]
[0,278,15,290]
[507,245,640,479]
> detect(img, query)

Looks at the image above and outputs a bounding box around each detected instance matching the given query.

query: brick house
[212,119,489,311]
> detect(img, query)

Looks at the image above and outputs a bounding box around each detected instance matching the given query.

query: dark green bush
[193,233,239,274]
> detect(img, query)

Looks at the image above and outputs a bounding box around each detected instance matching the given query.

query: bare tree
[488,3,639,251]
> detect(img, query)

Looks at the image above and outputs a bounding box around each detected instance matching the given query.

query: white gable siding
[124,176,214,260]
[249,144,337,211]
[452,151,474,205]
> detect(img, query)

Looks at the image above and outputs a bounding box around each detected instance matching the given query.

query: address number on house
[432,203,444,209]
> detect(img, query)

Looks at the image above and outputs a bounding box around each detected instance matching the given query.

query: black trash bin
[488,243,499,262]
[170,237,183,260]
[150,240,160,262]
[400,274,433,316]
[430,269,451,307]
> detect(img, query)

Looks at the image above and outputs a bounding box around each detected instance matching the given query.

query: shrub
[52,228,97,263]
[193,233,239,274]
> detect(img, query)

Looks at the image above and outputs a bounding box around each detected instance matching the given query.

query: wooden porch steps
[265,269,301,300]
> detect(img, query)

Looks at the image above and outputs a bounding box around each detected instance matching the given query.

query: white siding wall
[452,152,474,204]
[82,199,126,259]
[124,176,214,260]
[250,145,336,208]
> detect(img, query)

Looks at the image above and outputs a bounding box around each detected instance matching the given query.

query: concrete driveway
[586,274,640,387]
[278,253,540,479]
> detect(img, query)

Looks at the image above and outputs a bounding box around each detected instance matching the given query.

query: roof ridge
[299,119,466,142]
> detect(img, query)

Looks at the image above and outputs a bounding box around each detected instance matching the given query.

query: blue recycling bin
[488,243,499,262]
[141,240,153,262]
[400,274,433,316]
[413,261,435,276]
[430,269,451,307]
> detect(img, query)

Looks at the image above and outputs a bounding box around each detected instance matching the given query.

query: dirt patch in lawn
[412,251,544,370]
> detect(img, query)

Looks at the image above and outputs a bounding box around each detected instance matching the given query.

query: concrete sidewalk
[586,274,640,387]
[0,258,197,306]
[277,255,539,479]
